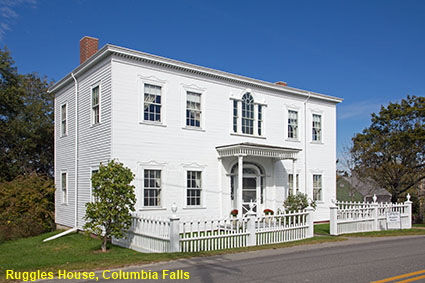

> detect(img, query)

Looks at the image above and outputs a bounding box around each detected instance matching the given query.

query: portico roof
[216,142,301,160]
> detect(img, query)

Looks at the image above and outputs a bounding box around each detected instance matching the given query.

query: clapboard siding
[54,83,76,228]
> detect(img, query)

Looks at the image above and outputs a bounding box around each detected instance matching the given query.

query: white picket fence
[330,194,412,235]
[113,208,314,253]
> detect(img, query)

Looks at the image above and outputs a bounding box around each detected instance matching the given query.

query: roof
[340,175,391,197]
[49,44,343,104]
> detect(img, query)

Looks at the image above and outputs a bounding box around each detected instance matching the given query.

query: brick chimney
[275,81,288,87]
[80,36,99,64]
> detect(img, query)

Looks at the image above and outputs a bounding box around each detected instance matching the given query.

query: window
[144,84,162,122]
[61,171,67,203]
[61,104,67,136]
[232,92,265,136]
[241,93,254,134]
[288,110,298,139]
[144,169,161,207]
[288,174,299,195]
[312,114,322,141]
[90,169,99,202]
[313,174,322,201]
[186,92,201,127]
[187,171,201,206]
[91,85,100,125]
[258,105,263,136]
[233,100,238,133]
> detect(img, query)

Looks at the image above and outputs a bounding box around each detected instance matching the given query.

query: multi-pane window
[288,174,299,195]
[241,93,254,135]
[61,172,67,203]
[258,105,263,136]
[186,92,201,127]
[144,169,161,207]
[288,110,298,139]
[92,86,100,124]
[233,100,238,133]
[312,114,322,141]
[144,84,162,122]
[313,174,322,201]
[187,171,201,206]
[61,104,67,136]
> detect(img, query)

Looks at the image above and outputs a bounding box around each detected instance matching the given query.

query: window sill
[60,134,68,138]
[139,207,167,211]
[60,203,69,206]
[90,122,102,128]
[182,127,205,132]
[230,133,266,139]
[182,206,206,210]
[139,121,167,127]
[310,141,324,145]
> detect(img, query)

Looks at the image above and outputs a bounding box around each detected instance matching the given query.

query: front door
[242,177,258,215]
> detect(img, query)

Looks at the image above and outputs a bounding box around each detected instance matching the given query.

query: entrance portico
[216,143,301,217]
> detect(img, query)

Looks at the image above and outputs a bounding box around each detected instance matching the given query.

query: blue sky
[2,0,424,164]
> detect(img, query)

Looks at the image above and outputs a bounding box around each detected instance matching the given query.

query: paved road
[39,235,425,283]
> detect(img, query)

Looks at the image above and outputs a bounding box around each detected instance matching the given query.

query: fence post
[246,214,256,247]
[306,206,314,238]
[169,216,180,252]
[330,198,338,236]
[405,193,412,229]
[371,195,379,231]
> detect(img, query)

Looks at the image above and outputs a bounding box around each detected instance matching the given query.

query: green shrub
[0,174,55,242]
[283,192,316,212]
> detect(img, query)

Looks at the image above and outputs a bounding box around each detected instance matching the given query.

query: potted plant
[264,208,274,216]
[230,209,238,217]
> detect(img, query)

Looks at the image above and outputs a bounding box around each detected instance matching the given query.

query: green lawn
[0,230,342,282]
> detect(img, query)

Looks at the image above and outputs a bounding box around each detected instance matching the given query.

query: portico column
[237,154,244,218]
[292,158,297,195]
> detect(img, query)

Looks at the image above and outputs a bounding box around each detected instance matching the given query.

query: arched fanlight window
[241,93,254,134]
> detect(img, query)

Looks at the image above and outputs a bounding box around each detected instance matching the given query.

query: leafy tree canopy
[84,160,136,252]
[350,95,425,202]
[0,47,53,181]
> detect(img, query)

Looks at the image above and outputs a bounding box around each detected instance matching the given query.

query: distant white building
[51,36,342,229]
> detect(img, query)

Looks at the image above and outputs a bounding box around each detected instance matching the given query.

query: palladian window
[232,92,264,136]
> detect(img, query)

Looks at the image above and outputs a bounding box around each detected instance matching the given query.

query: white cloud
[0,0,37,41]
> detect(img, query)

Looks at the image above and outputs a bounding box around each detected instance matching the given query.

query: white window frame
[288,173,299,195]
[231,90,266,138]
[288,110,298,140]
[91,84,101,125]
[312,113,322,142]
[137,160,167,210]
[186,170,202,207]
[60,102,67,137]
[60,170,68,204]
[139,76,167,126]
[181,84,205,130]
[90,166,99,202]
[143,169,162,208]
[313,174,323,201]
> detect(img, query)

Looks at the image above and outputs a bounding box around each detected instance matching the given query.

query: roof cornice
[49,44,343,103]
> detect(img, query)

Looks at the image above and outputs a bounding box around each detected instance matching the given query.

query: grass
[413,223,425,228]
[0,230,343,282]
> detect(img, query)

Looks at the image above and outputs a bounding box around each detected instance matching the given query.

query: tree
[350,95,425,202]
[0,47,53,181]
[83,160,136,252]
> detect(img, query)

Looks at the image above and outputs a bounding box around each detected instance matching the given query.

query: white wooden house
[51,36,342,230]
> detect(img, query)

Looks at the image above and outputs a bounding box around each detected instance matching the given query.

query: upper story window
[288,110,298,139]
[232,92,265,137]
[241,93,254,135]
[312,114,322,142]
[60,103,67,136]
[91,85,100,125]
[144,84,162,122]
[186,91,201,127]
